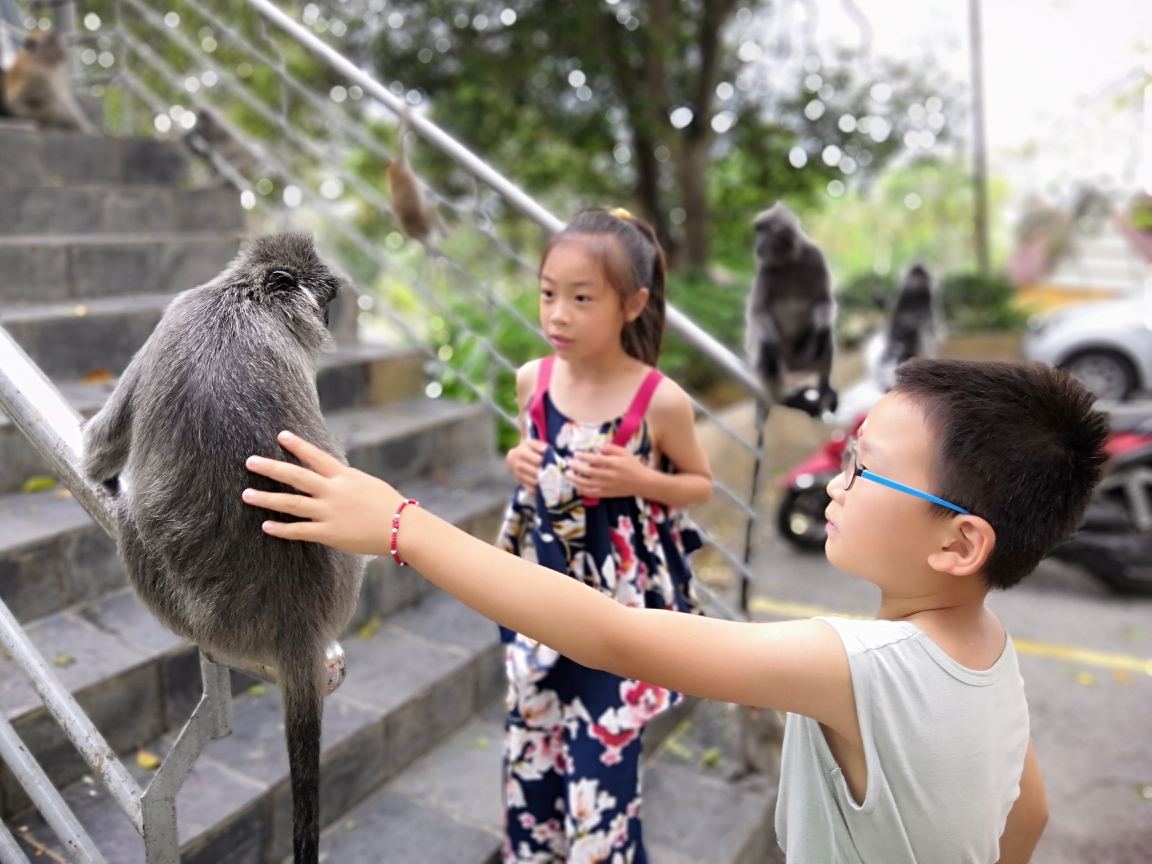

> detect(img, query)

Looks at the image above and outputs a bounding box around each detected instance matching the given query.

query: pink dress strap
[611,368,664,448]
[582,368,664,507]
[528,355,555,441]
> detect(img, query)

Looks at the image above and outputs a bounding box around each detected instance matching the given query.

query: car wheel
[1061,350,1137,402]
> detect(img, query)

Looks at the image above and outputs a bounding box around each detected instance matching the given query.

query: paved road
[747,532,1152,864]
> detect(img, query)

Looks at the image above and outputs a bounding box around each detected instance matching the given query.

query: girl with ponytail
[494,209,714,862]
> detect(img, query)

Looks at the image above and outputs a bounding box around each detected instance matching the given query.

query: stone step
[0,232,242,306]
[0,459,511,820]
[0,425,502,636]
[0,125,189,188]
[0,186,244,237]
[0,342,428,494]
[312,698,777,864]
[6,589,506,864]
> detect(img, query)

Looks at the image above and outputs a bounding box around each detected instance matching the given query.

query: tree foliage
[325,0,959,268]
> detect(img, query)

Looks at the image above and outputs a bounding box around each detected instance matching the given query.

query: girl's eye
[540,288,554,299]
[575,294,590,303]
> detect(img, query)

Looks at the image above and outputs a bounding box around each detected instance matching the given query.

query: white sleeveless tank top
[775,616,1030,863]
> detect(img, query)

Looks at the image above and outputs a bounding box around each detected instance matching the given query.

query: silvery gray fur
[875,264,938,390]
[80,233,365,864]
[745,203,837,415]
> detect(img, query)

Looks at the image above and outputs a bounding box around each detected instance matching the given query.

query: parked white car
[1023,295,1152,401]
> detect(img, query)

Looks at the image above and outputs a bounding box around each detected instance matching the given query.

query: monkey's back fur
[80,233,364,864]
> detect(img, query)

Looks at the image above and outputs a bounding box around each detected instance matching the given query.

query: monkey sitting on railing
[744,203,838,417]
[3,29,96,133]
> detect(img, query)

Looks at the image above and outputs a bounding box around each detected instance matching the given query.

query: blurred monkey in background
[3,29,96,133]
[386,110,447,242]
[745,203,837,417]
[874,264,938,390]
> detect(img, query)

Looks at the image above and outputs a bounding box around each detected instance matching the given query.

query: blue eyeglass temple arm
[859,469,971,515]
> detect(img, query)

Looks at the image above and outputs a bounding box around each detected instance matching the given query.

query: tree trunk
[676,137,710,270]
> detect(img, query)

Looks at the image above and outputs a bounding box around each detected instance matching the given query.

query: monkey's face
[22,31,67,66]
[754,218,802,266]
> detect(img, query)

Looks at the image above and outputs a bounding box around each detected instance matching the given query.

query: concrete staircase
[0,120,774,862]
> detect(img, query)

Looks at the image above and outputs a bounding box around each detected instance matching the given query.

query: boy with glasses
[243,359,1108,863]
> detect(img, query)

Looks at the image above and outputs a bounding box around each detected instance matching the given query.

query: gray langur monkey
[744,203,837,417]
[873,264,937,391]
[386,109,447,242]
[80,233,365,864]
[3,30,97,133]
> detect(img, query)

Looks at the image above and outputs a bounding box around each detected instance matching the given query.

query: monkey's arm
[81,363,139,483]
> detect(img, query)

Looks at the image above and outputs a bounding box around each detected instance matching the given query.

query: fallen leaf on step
[475,736,490,749]
[1111,670,1134,684]
[700,747,722,770]
[247,684,267,696]
[51,653,75,668]
[21,476,57,493]
[73,305,89,317]
[1075,672,1095,686]
[80,369,115,384]
[51,489,72,499]
[136,750,161,770]
[343,820,356,830]
[357,617,381,640]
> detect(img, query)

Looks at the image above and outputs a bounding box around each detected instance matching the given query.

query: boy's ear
[926,515,996,580]
[624,287,650,322]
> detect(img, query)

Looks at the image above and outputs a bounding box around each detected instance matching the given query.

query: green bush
[939,271,1028,333]
[660,269,750,395]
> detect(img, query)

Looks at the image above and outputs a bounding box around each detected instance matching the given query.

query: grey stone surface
[0,293,173,378]
[334,399,495,488]
[317,788,500,864]
[390,709,506,832]
[0,187,241,238]
[0,243,69,302]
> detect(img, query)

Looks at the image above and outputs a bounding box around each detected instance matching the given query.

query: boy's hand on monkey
[506,438,547,491]
[244,431,400,557]
[566,443,649,500]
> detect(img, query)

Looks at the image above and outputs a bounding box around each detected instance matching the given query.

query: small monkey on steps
[3,30,96,133]
[386,110,447,242]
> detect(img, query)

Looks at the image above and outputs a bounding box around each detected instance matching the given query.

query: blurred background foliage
[60,0,1010,430]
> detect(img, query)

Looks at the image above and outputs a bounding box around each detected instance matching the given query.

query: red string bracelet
[391,498,419,566]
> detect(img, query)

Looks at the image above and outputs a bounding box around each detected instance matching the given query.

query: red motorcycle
[776,414,864,551]
[777,405,1152,595]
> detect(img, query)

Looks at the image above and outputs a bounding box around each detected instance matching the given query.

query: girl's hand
[566,443,650,500]
[242,430,401,556]
[506,438,547,491]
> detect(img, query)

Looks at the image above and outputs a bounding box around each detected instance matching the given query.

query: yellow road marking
[748,597,1152,676]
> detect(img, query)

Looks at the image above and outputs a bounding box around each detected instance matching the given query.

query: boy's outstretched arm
[243,432,856,736]
[995,740,1048,864]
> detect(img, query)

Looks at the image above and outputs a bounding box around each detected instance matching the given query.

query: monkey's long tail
[279,638,324,864]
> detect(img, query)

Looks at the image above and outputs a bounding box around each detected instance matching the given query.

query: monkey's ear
[265,270,298,292]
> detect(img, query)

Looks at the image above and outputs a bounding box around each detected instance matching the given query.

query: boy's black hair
[893,359,1109,590]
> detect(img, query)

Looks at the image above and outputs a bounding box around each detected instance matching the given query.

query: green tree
[328,1,957,269]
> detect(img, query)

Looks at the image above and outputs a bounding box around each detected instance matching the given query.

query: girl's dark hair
[539,210,667,365]
[892,359,1110,590]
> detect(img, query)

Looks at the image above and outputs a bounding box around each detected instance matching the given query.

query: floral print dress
[496,355,702,864]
